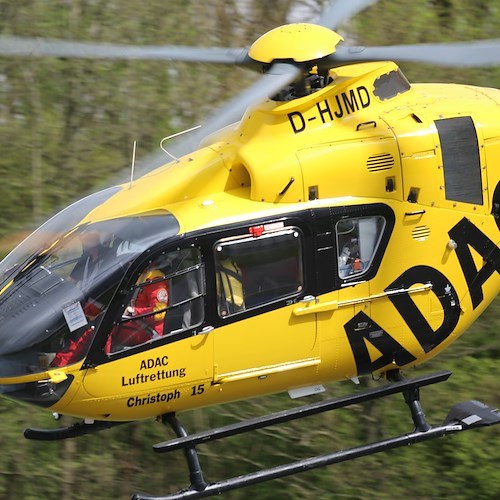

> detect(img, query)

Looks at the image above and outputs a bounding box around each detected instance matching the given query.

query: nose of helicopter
[0,349,57,388]
[0,344,75,411]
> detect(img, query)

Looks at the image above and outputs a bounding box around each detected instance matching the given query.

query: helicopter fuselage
[0,61,498,422]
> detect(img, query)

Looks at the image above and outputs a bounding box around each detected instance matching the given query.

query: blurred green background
[0,1,498,498]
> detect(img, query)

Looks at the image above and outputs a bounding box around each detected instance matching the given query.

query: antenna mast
[129,140,137,188]
[160,124,202,162]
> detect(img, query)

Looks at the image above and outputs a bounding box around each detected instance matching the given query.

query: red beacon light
[248,225,265,237]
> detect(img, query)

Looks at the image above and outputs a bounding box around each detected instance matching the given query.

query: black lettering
[345,311,416,376]
[386,266,460,353]
[122,366,186,387]
[357,86,371,108]
[126,389,180,408]
[166,389,181,403]
[334,95,344,118]
[288,111,306,134]
[449,217,500,310]
[341,89,359,114]
[316,99,333,124]
[191,384,205,396]
[140,355,168,371]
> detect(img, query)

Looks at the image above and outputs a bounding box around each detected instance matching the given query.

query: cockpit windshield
[0,187,121,290]
[0,211,180,381]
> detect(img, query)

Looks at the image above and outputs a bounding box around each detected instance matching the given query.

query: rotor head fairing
[248,23,344,64]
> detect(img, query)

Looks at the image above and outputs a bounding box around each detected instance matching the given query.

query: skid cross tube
[133,371,500,500]
[163,414,207,493]
[153,370,451,453]
[387,369,431,432]
[134,423,464,500]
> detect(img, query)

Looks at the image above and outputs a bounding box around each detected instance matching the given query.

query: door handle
[199,325,214,335]
[300,295,317,304]
[293,299,339,316]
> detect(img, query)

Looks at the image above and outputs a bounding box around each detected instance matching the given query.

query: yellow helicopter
[0,0,500,498]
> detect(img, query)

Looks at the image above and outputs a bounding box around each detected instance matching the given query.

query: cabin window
[336,216,386,279]
[215,228,303,317]
[107,247,204,353]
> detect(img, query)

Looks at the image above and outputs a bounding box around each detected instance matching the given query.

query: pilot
[70,231,112,319]
[50,232,111,367]
[104,265,169,353]
[70,232,110,285]
[51,265,169,366]
[50,325,96,368]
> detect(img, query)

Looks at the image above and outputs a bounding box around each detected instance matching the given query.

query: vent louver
[412,226,431,241]
[367,153,395,172]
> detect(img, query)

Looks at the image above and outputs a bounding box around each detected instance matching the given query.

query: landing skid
[25,418,127,440]
[23,370,500,498]
[133,370,500,500]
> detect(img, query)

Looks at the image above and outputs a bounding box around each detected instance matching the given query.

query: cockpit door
[81,245,213,416]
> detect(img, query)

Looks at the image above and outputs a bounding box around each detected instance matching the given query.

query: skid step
[445,400,500,428]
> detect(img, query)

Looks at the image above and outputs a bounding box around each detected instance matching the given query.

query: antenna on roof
[129,140,137,188]
[160,124,202,162]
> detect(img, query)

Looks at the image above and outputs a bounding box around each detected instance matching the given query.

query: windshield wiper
[10,251,48,283]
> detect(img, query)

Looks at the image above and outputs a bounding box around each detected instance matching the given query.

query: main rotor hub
[248,23,344,65]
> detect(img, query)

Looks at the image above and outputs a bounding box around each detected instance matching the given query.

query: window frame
[335,215,387,282]
[84,243,206,365]
[213,226,305,318]
[310,204,395,296]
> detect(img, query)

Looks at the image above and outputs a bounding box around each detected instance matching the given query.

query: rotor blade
[123,62,301,179]
[316,0,379,29]
[166,62,300,156]
[0,36,250,64]
[330,39,500,67]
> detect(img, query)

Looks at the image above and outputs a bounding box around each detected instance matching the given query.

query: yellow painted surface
[2,56,499,423]
[249,23,343,63]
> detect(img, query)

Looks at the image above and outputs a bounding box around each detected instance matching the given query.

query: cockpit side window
[215,228,303,317]
[107,247,205,354]
[336,216,386,279]
[0,212,180,375]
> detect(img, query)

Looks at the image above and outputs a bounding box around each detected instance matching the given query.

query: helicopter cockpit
[0,188,180,384]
